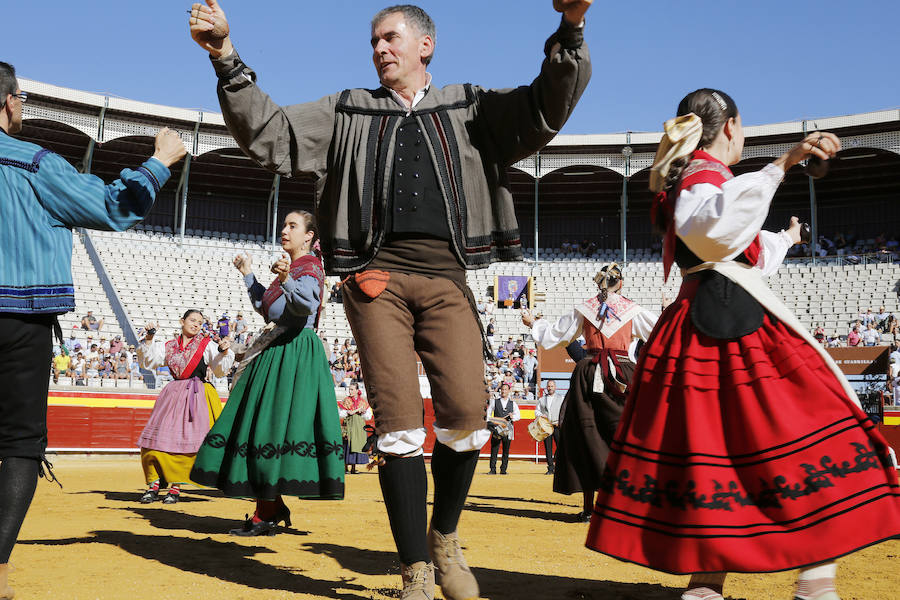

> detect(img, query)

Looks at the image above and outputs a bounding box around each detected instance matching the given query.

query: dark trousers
[543,426,560,470]
[0,313,54,459]
[489,436,511,473]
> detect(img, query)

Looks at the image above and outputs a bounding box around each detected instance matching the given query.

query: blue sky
[7,1,898,134]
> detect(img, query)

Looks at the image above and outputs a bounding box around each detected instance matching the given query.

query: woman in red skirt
[586,88,900,600]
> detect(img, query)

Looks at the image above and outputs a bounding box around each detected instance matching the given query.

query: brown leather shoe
[400,561,434,600]
[427,529,479,600]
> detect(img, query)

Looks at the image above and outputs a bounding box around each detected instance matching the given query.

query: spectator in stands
[80,310,104,332]
[523,349,538,389]
[52,350,70,385]
[813,326,826,345]
[99,354,115,380]
[483,295,494,316]
[129,357,143,383]
[876,306,890,332]
[487,383,520,475]
[72,352,86,386]
[561,239,573,255]
[217,314,230,339]
[504,337,516,354]
[862,323,881,346]
[860,308,876,327]
[233,313,248,344]
[189,1,592,595]
[848,325,862,347]
[64,332,77,354]
[115,354,130,381]
[329,281,343,303]
[509,352,524,382]
[109,335,123,356]
[486,318,495,345]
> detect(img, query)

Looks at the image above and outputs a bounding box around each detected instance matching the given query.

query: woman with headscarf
[522,263,658,521]
[586,88,900,600]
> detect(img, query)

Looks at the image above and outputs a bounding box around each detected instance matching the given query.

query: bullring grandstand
[18,76,900,390]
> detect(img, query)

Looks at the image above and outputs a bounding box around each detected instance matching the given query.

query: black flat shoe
[139,489,159,504]
[162,493,179,504]
[487,470,497,475]
[574,510,592,523]
[271,505,292,528]
[229,515,278,537]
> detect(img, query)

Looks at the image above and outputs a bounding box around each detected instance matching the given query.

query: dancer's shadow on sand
[105,506,311,536]
[467,494,577,507]
[461,499,576,523]
[301,542,702,600]
[72,490,212,503]
[19,532,369,599]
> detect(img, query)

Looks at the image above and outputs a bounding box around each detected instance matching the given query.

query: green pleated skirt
[190,328,345,500]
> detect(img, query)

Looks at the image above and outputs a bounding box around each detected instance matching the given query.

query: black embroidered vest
[385,116,449,238]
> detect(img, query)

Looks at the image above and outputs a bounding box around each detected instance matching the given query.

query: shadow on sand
[19,531,369,599]
[108,506,310,536]
[300,542,696,600]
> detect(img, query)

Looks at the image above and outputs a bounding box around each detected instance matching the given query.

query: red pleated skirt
[585,278,900,574]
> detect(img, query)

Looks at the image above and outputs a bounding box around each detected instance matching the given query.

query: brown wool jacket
[210,19,591,274]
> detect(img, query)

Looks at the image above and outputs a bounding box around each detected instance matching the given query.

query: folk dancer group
[1,1,899,600]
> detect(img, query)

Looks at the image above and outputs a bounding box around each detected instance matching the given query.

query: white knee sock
[795,562,839,600]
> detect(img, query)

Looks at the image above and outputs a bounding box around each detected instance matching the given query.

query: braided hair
[593,263,623,303]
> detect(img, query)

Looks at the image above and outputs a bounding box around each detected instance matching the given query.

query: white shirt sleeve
[631,309,658,342]
[674,163,785,263]
[531,310,584,350]
[137,339,166,370]
[510,401,521,422]
[756,229,794,276]
[205,343,235,378]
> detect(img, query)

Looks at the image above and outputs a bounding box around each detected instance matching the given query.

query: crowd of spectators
[326,338,363,388]
[560,239,600,257]
[788,231,900,261]
[51,331,141,386]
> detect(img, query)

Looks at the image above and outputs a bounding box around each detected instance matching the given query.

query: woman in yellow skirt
[136,310,234,503]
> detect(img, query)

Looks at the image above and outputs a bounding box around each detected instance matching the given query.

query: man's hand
[189,0,233,58]
[143,322,157,341]
[553,0,592,25]
[152,128,188,168]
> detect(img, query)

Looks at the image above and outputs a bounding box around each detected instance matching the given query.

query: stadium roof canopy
[17,77,900,249]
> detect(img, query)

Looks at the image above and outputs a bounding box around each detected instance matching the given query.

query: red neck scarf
[652,150,735,281]
[165,334,211,379]
[261,254,326,325]
[338,391,369,413]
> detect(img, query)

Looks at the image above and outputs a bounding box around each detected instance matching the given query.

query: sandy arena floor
[6,456,898,599]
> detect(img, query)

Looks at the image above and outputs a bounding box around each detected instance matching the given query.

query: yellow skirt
[140,382,223,486]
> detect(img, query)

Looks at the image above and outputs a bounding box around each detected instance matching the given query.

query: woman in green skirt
[191,210,344,536]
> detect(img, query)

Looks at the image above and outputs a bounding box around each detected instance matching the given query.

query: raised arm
[204,339,235,377]
[189,0,335,177]
[472,1,592,166]
[34,129,184,231]
[523,308,584,350]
